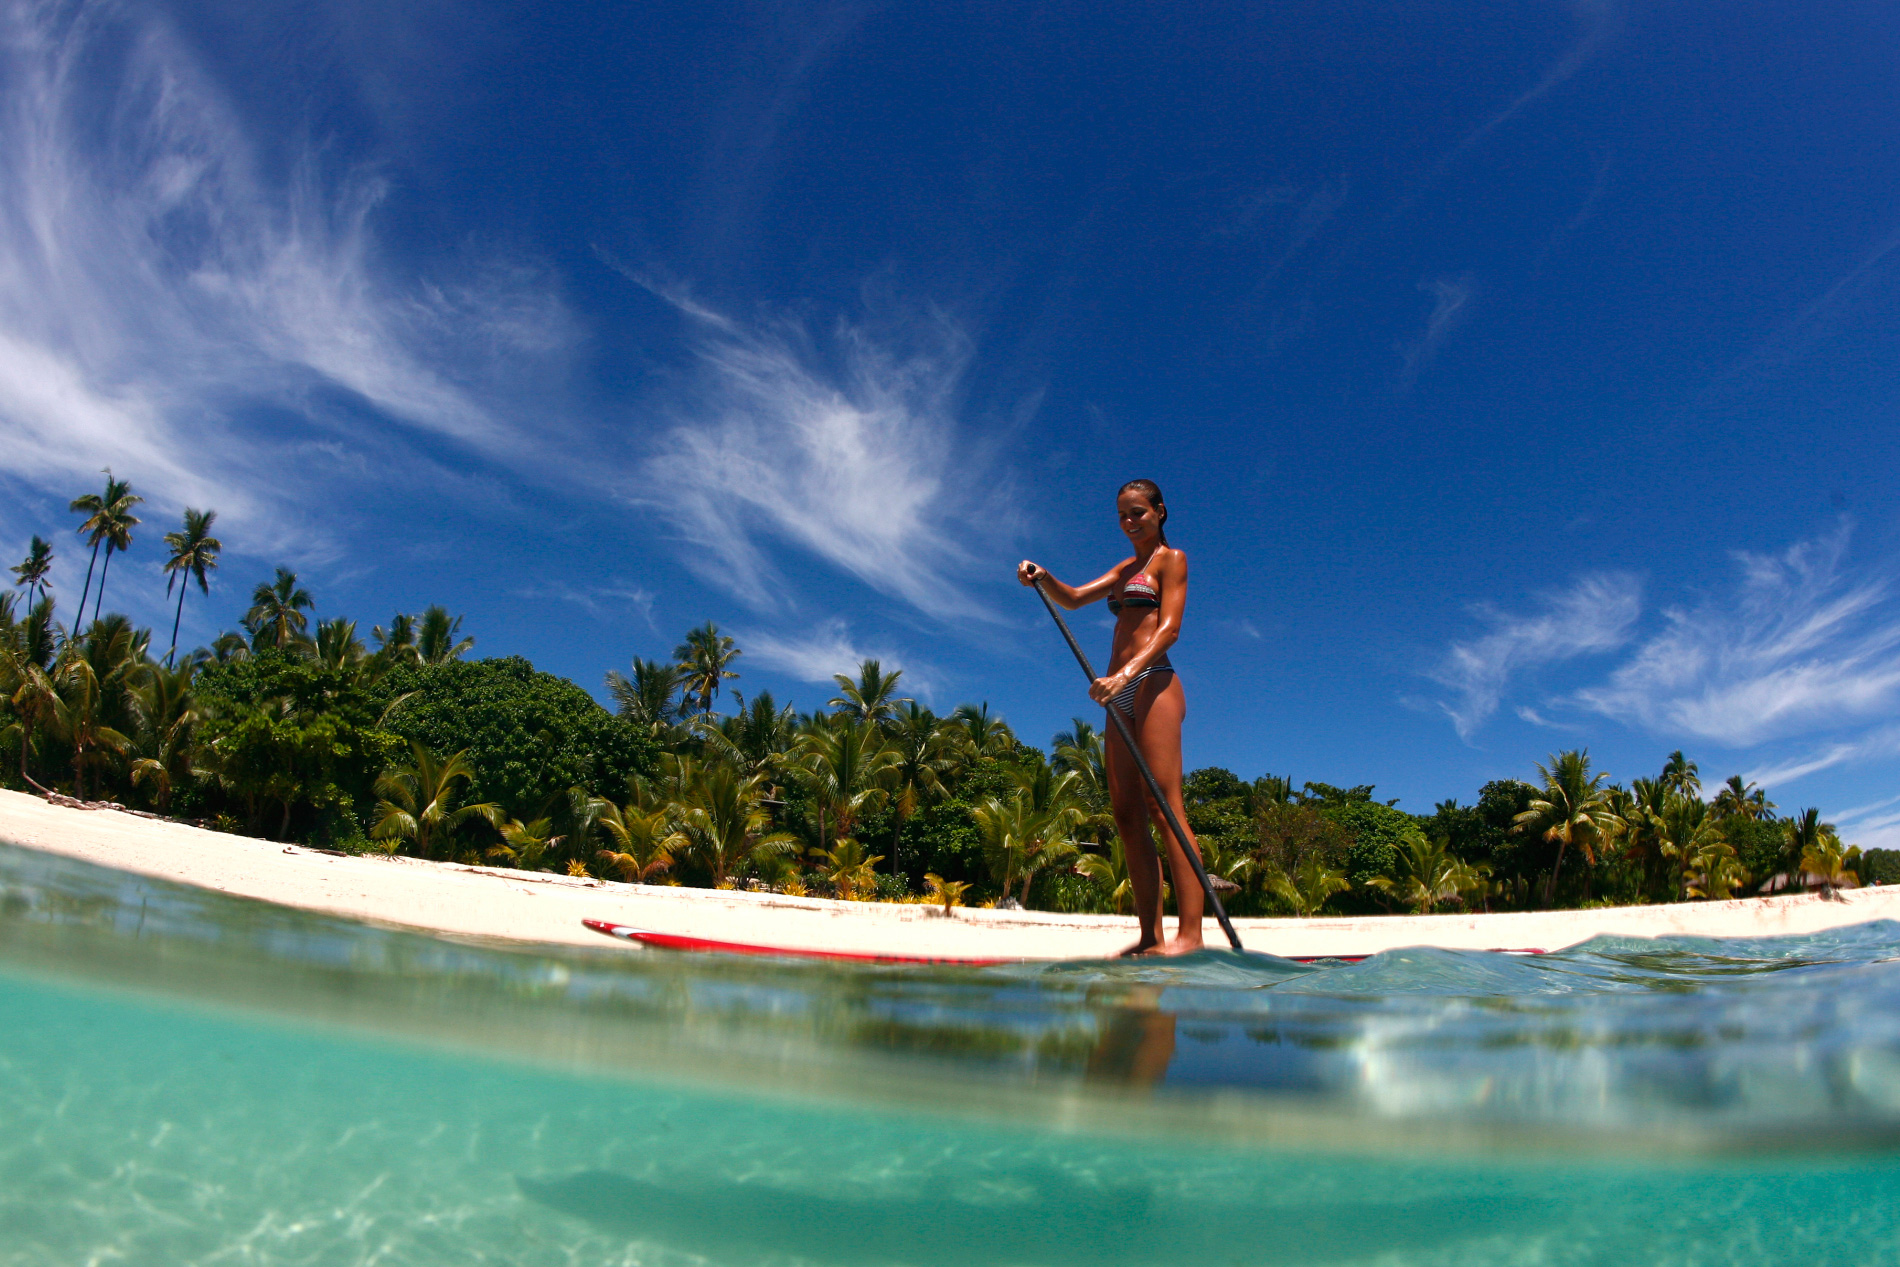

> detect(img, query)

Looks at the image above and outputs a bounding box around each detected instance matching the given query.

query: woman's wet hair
[1118,478,1168,544]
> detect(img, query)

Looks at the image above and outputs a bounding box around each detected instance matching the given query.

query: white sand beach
[3,786,1895,959]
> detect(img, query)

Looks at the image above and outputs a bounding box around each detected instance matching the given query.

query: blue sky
[4,0,1900,843]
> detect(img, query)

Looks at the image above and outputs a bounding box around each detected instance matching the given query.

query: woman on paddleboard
[1018,479,1204,956]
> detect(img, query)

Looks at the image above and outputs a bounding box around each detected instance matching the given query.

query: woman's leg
[1105,711,1164,953]
[1133,674,1203,953]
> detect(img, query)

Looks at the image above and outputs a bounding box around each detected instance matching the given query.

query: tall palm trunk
[77,540,101,627]
[1542,838,1569,907]
[90,545,115,627]
[167,583,187,667]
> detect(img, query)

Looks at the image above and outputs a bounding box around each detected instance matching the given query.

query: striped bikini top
[1106,572,1159,615]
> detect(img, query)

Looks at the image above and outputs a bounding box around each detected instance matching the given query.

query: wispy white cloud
[1831,793,1900,824]
[1834,804,1900,852]
[1743,728,1900,791]
[1447,0,1619,161]
[1242,176,1347,284]
[1515,705,1581,731]
[1428,573,1642,739]
[634,291,1009,621]
[1575,528,1900,746]
[0,2,574,543]
[740,618,944,701]
[1395,0,1621,219]
[1398,274,1476,387]
[514,581,657,628]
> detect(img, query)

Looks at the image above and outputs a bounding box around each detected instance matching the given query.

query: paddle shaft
[1032,579,1243,951]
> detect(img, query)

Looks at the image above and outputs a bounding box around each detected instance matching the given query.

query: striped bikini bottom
[1111,660,1175,717]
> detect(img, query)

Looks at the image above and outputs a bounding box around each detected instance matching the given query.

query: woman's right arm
[1017,559,1128,609]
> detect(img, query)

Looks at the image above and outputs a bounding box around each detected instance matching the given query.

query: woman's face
[1117,490,1163,544]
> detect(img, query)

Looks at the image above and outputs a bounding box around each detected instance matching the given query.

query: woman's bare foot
[1118,937,1162,958]
[1155,934,1205,957]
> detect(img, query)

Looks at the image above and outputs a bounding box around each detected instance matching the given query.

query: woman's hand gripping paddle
[1031,580,1244,951]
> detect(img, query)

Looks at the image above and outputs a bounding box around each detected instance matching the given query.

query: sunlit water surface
[3,841,1899,1265]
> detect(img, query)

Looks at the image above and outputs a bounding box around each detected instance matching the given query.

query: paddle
[1032,579,1244,951]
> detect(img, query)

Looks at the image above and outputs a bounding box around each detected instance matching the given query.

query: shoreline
[2,787,1896,959]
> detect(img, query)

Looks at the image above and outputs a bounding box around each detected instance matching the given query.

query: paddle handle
[1032,579,1243,951]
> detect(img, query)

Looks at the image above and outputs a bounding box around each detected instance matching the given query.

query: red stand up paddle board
[581,919,1544,964]
[582,920,1014,964]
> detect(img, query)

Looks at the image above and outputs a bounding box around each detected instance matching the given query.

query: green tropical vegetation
[1,478,1892,914]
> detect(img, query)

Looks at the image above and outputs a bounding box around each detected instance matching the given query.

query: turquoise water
[3,842,1899,1265]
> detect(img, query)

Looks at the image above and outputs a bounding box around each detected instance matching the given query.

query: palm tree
[884,702,957,874]
[1265,853,1352,917]
[370,743,503,859]
[1682,838,1748,900]
[973,772,1086,907]
[160,509,221,667]
[606,656,687,731]
[52,651,132,801]
[0,642,58,794]
[1368,830,1488,913]
[314,618,369,673]
[1800,825,1860,898]
[16,597,58,671]
[72,472,142,626]
[1077,835,1137,914]
[593,797,680,883]
[373,613,421,665]
[675,621,740,716]
[489,814,565,871]
[69,471,137,625]
[793,715,901,858]
[1658,792,1726,902]
[972,793,1035,904]
[951,701,1016,762]
[1711,774,1775,822]
[1051,717,1116,852]
[208,631,252,664]
[416,605,474,664]
[88,479,143,627]
[815,837,885,899]
[672,761,796,888]
[10,536,53,608]
[829,659,910,727]
[1196,834,1254,895]
[48,616,144,800]
[1772,808,1847,894]
[1660,750,1701,800]
[128,661,199,813]
[1514,749,1623,907]
[244,568,315,651]
[1008,764,1087,904]
[1052,719,1108,801]
[722,689,801,777]
[1620,778,1677,899]
[924,873,971,913]
[1255,774,1299,806]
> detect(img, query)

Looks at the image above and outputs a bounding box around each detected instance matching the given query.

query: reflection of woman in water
[1018,479,1204,957]
[1083,983,1178,1086]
